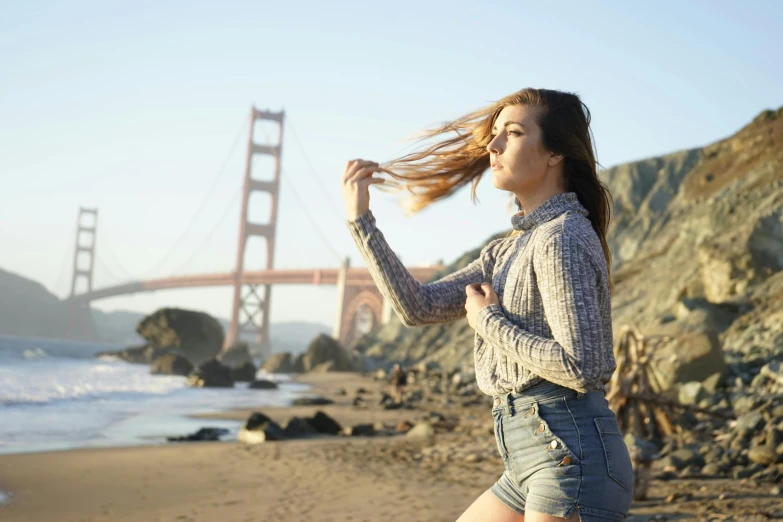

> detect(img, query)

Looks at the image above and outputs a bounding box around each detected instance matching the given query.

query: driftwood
[606,326,682,440]
[606,326,682,501]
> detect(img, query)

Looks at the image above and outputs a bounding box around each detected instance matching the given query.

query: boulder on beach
[218,341,254,367]
[238,412,287,444]
[150,353,194,376]
[167,427,230,442]
[230,361,258,382]
[136,308,224,365]
[187,358,234,388]
[306,411,342,435]
[283,417,318,438]
[299,334,356,373]
[261,352,303,373]
[248,379,279,390]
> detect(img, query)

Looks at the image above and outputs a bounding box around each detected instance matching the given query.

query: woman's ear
[549,152,565,166]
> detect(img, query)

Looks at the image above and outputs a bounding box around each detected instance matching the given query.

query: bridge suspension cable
[279,166,343,264]
[287,117,346,224]
[96,226,137,282]
[141,116,249,278]
[53,225,76,298]
[94,255,126,286]
[167,184,244,276]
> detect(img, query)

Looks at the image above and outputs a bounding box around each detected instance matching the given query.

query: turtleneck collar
[510,192,589,232]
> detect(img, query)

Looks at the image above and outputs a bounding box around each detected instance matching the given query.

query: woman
[341,88,633,522]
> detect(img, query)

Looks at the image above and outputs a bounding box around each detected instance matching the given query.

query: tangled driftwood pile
[606,326,682,439]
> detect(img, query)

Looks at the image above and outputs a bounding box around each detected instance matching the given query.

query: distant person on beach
[389,363,407,404]
[342,88,632,521]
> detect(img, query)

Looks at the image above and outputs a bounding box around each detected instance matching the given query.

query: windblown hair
[379,87,614,291]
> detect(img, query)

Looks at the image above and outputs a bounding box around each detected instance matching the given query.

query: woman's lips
[491,163,502,170]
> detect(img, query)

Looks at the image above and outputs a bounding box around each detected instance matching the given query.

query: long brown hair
[379,87,614,290]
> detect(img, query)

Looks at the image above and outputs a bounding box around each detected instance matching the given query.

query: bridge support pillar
[332,257,349,340]
[226,107,285,354]
[333,256,395,350]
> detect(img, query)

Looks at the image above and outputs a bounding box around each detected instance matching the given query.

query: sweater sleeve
[347,210,501,327]
[474,230,604,392]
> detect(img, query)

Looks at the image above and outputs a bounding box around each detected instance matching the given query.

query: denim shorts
[490,380,633,521]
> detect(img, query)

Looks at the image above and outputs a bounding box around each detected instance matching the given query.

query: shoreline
[0,371,499,522]
[2,371,783,521]
[0,370,308,457]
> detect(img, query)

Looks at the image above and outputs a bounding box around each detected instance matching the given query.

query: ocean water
[0,335,311,455]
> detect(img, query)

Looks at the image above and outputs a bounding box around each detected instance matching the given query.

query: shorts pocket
[524,400,581,466]
[493,410,509,460]
[595,416,634,492]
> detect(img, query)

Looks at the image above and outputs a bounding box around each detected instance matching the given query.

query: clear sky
[1,1,781,330]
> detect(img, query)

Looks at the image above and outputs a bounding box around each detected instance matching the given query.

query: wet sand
[1,372,782,521]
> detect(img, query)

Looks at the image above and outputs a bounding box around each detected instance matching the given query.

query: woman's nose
[486,135,501,154]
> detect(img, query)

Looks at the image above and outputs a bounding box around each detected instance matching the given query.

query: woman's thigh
[455,490,582,522]
[456,489,525,522]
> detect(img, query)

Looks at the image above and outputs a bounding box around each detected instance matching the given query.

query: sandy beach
[2,372,783,522]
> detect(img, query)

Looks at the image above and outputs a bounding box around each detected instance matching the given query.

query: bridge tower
[225,107,284,356]
[65,206,99,340]
[70,207,98,297]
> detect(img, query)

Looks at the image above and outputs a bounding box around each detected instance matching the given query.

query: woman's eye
[508,130,522,136]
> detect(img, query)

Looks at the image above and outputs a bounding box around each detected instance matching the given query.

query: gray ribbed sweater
[346,192,616,395]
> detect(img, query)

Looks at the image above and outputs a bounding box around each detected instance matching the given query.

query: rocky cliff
[0,268,98,340]
[354,106,783,374]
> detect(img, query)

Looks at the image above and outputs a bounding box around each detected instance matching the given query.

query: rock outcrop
[136,308,224,365]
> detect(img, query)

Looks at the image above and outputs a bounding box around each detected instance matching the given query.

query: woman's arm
[474,230,609,392]
[347,210,502,326]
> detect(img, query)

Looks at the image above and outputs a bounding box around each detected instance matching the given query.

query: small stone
[344,423,375,437]
[771,486,782,496]
[405,422,435,438]
[736,411,764,432]
[702,372,723,394]
[734,464,763,479]
[748,446,778,466]
[291,396,335,406]
[679,381,706,406]
[665,492,693,503]
[669,448,705,469]
[395,420,413,433]
[733,396,758,415]
[701,463,721,476]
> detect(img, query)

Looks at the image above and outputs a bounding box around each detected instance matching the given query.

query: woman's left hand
[465,282,499,329]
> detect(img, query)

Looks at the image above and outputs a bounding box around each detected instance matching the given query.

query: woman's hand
[341,159,386,221]
[464,282,499,329]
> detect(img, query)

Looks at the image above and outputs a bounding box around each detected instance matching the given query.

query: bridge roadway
[65,266,445,304]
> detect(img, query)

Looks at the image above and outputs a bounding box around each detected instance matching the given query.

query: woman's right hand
[341,159,385,221]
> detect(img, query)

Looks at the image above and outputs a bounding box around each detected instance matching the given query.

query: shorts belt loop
[505,392,513,416]
[576,392,585,400]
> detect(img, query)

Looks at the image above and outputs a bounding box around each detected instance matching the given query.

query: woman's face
[486,104,561,195]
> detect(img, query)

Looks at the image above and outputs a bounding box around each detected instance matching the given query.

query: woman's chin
[491,175,510,191]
